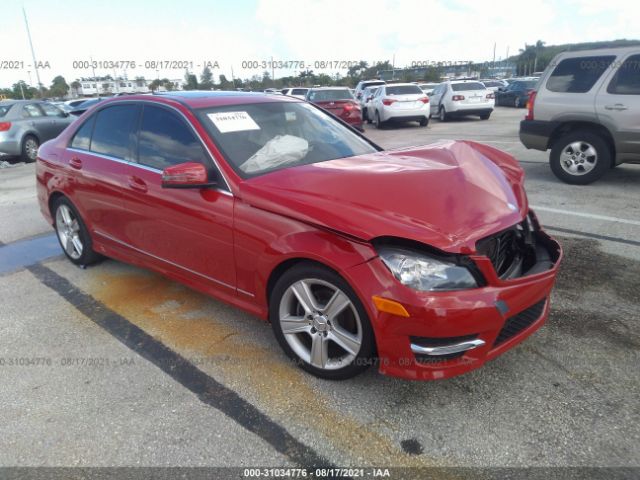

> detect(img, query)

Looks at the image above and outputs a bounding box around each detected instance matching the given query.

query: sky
[1,0,639,88]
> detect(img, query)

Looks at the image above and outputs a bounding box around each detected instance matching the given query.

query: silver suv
[519,46,640,184]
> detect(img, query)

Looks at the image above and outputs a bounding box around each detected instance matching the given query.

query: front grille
[494,298,546,347]
[476,218,537,279]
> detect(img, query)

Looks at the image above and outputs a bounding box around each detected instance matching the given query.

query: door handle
[605,104,628,111]
[69,157,82,169]
[128,176,148,193]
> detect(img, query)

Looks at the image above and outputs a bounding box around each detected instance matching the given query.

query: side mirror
[356,92,362,99]
[161,162,216,189]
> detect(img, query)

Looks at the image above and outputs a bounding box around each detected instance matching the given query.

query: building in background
[76,77,184,97]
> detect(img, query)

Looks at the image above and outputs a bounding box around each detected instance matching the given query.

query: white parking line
[531,205,640,226]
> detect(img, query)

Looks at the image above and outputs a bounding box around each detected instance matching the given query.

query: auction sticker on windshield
[208,111,260,133]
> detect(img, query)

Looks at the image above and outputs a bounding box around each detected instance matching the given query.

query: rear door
[39,103,73,138]
[119,104,236,292]
[595,53,640,162]
[21,103,52,140]
[65,104,137,241]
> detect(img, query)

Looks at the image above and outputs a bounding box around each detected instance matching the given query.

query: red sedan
[36,92,562,381]
[305,87,364,131]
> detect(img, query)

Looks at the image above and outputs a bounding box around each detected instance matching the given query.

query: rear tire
[21,135,39,163]
[419,117,429,127]
[52,196,102,266]
[374,111,384,129]
[514,97,521,108]
[549,131,611,185]
[270,263,375,380]
[439,106,448,122]
[480,113,491,120]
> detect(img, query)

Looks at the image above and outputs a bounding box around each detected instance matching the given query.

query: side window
[607,54,640,95]
[546,55,616,93]
[41,103,64,117]
[23,104,43,118]
[137,105,208,170]
[90,105,139,161]
[70,115,96,150]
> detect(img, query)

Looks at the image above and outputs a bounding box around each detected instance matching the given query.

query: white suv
[369,83,430,128]
[429,80,495,121]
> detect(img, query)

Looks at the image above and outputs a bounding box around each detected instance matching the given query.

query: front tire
[21,135,39,163]
[53,197,102,266]
[270,263,375,380]
[549,131,611,185]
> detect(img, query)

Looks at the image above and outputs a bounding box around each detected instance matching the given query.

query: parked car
[481,79,508,92]
[65,98,90,109]
[305,87,363,130]
[418,83,439,96]
[0,100,73,162]
[429,80,495,121]
[360,86,380,122]
[281,87,309,100]
[69,98,105,116]
[495,79,538,107]
[263,88,282,95]
[520,46,640,184]
[354,79,386,102]
[36,91,561,381]
[369,83,430,128]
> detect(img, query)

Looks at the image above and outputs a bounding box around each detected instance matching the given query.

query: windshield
[198,102,378,178]
[307,89,353,101]
[386,85,423,95]
[0,104,14,118]
[483,81,503,87]
[451,82,486,91]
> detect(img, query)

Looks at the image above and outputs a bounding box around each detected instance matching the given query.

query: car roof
[555,45,640,59]
[96,90,302,109]
[308,87,350,90]
[384,83,421,87]
[448,79,484,84]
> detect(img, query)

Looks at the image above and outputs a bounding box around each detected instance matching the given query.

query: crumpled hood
[239,140,528,253]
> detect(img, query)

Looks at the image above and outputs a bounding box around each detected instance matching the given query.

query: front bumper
[346,223,562,381]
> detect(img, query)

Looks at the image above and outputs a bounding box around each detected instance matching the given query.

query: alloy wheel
[560,141,598,176]
[55,204,84,260]
[25,138,39,161]
[278,278,363,371]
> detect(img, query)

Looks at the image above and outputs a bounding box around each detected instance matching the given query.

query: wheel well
[48,191,66,219]
[548,122,615,159]
[266,258,339,307]
[22,132,40,145]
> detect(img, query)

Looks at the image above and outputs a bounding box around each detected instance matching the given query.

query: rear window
[607,55,640,95]
[308,89,353,101]
[521,80,538,89]
[451,82,486,91]
[386,85,423,95]
[546,55,615,93]
[291,89,308,95]
[361,81,385,89]
[0,104,13,118]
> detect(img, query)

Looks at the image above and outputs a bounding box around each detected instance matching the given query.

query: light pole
[22,7,43,96]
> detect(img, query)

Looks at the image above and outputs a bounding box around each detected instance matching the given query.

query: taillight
[0,122,11,132]
[382,98,396,106]
[486,93,495,99]
[343,102,359,111]
[452,95,465,101]
[419,97,429,104]
[525,91,537,121]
